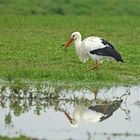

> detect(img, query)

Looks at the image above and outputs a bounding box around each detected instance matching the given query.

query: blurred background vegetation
[0,0,139,16]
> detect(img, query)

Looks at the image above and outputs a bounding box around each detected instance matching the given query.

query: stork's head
[64,32,81,49]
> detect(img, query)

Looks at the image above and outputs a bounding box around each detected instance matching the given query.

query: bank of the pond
[0,135,36,140]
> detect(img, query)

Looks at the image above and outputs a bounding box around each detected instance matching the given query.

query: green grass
[0,0,140,86]
[0,15,140,86]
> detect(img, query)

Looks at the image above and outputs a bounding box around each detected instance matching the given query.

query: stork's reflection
[0,84,130,127]
[63,99,123,126]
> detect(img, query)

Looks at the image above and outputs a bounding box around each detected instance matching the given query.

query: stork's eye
[72,35,75,37]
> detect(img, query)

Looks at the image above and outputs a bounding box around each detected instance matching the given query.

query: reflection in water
[0,85,63,126]
[0,83,140,140]
[0,84,126,126]
[63,99,122,127]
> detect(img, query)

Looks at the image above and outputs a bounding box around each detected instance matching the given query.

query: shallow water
[0,84,140,140]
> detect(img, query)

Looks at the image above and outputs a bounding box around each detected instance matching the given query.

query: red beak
[64,38,74,49]
[63,110,73,124]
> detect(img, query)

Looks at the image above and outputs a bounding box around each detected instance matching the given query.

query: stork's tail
[113,49,124,62]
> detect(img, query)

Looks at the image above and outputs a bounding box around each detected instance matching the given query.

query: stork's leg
[94,60,99,71]
[83,65,95,73]
[83,60,99,73]
[92,88,99,100]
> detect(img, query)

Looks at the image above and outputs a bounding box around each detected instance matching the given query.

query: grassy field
[0,15,140,86]
[0,0,140,86]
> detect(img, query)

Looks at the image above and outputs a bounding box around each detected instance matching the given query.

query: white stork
[64,32,123,71]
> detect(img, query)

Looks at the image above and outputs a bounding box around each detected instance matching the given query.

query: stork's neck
[74,37,82,50]
[73,37,89,63]
[71,110,80,127]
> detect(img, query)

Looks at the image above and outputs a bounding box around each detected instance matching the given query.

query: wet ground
[0,84,140,140]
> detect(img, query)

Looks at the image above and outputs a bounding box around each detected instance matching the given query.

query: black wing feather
[101,39,114,48]
[89,105,106,115]
[90,39,123,62]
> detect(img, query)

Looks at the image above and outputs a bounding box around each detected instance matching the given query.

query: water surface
[0,84,140,140]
